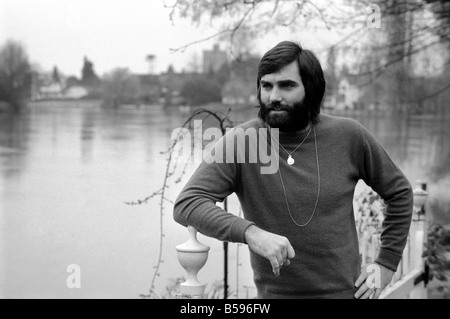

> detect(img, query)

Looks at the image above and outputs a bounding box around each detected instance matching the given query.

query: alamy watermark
[66,264,81,289]
[171,120,280,174]
[367,4,381,29]
[366,264,382,289]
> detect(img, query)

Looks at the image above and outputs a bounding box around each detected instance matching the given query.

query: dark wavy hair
[257,41,326,125]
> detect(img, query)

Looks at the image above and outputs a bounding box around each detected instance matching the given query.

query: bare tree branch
[356,38,443,87]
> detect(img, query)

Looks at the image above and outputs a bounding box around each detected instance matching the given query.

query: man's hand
[245,225,295,277]
[354,262,395,299]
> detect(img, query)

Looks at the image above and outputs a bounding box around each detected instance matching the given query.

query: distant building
[203,44,228,73]
[33,71,92,101]
[323,72,364,111]
[222,75,256,106]
[39,82,63,100]
[63,85,88,99]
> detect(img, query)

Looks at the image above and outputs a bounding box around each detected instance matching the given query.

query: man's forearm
[174,194,254,243]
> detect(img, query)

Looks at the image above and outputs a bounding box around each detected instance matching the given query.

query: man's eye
[261,83,272,89]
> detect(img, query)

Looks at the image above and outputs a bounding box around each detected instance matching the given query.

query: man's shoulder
[319,113,365,131]
[319,113,377,147]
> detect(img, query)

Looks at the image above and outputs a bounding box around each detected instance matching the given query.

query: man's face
[259,60,309,132]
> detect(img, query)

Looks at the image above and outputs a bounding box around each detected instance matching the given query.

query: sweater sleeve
[357,123,414,271]
[173,132,255,243]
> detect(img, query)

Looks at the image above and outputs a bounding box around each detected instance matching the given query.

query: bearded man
[174,41,413,299]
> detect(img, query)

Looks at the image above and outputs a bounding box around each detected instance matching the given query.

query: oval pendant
[287,155,295,165]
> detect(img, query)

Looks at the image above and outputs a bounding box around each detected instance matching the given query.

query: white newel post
[176,226,210,299]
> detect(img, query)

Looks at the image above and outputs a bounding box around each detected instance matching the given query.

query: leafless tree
[164,0,450,107]
[0,40,31,111]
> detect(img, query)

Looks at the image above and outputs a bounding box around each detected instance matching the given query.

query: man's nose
[269,88,282,103]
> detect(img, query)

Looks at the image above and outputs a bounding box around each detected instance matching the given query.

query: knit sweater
[173,114,413,299]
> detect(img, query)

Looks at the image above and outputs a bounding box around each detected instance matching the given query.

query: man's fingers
[361,288,374,299]
[277,254,284,268]
[270,252,288,276]
[287,243,295,259]
[252,232,295,277]
[354,282,368,299]
[355,281,378,299]
[270,258,281,277]
[354,271,368,288]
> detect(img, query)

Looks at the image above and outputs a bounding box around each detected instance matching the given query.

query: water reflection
[0,101,449,298]
[353,112,450,181]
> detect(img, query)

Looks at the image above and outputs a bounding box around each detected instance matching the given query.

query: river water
[1,100,449,298]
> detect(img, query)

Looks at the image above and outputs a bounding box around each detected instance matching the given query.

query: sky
[0,0,339,79]
[0,0,227,77]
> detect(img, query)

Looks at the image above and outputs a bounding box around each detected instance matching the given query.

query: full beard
[258,99,310,132]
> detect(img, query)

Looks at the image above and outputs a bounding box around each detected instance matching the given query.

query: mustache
[265,102,292,111]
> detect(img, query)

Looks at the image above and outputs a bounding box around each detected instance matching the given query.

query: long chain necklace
[270,126,321,227]
[271,127,312,165]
